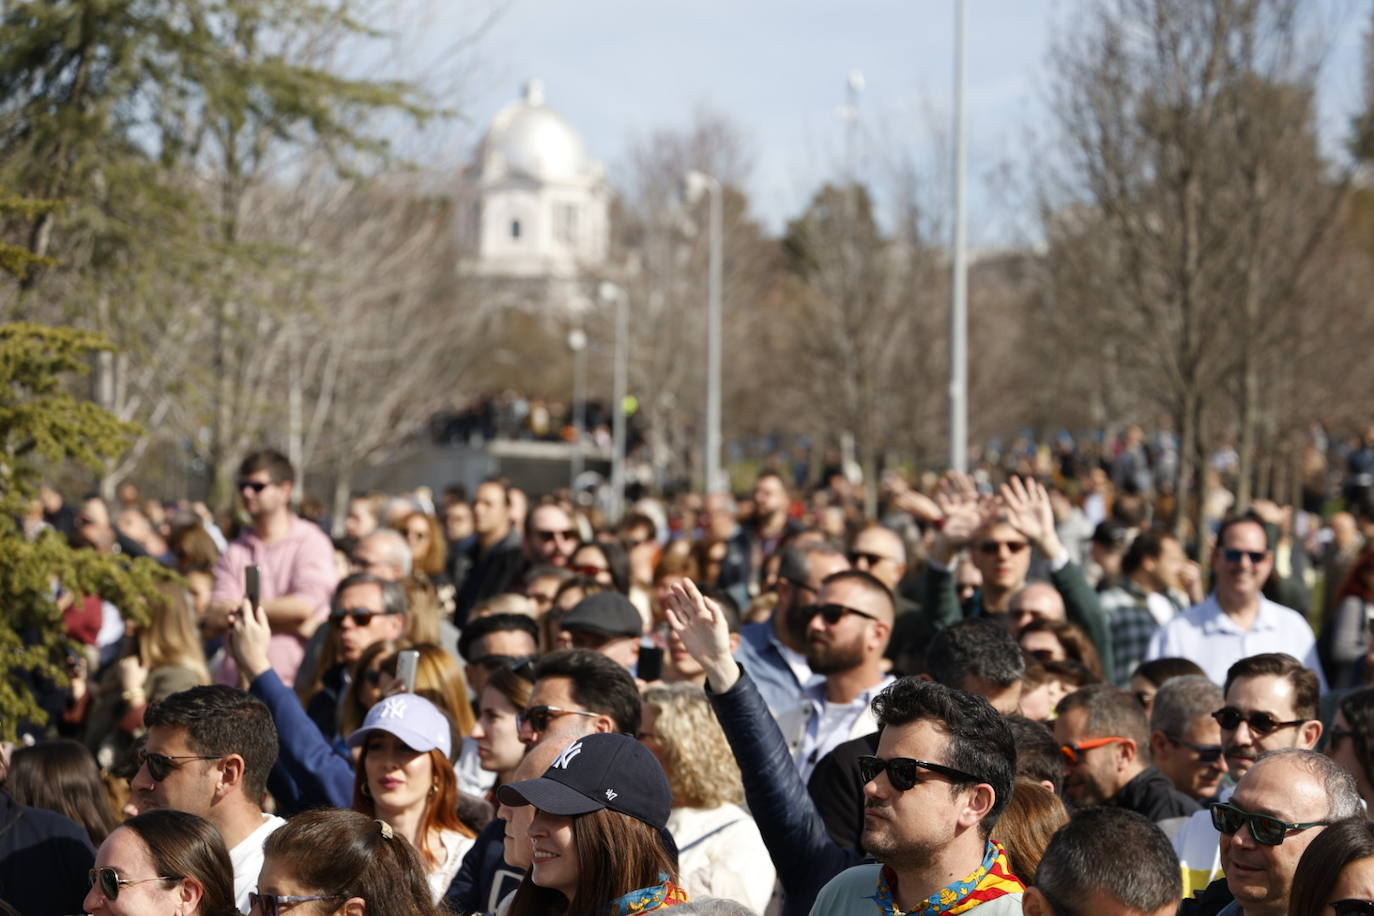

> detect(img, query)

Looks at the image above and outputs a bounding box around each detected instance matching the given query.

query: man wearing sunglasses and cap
[1183,749,1361,916]
[1145,515,1325,690]
[1171,652,1323,899]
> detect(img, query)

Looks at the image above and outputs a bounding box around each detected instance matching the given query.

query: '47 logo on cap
[552,740,583,770]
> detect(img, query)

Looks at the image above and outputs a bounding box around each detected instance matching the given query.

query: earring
[428,783,438,797]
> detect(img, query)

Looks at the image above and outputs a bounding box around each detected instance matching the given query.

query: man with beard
[776,570,895,781]
[1170,652,1322,898]
[809,678,1022,914]
[735,541,850,717]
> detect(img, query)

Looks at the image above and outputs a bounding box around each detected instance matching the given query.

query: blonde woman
[639,682,774,913]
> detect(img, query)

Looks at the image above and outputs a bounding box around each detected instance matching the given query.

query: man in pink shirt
[207,449,338,685]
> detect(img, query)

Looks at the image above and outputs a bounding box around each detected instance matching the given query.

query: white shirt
[790,675,894,783]
[427,829,476,903]
[230,814,286,914]
[668,804,775,914]
[1145,593,1326,690]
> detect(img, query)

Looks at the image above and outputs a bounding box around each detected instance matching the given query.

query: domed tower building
[460,79,609,308]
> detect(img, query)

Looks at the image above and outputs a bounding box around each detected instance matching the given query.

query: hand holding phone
[245,565,261,610]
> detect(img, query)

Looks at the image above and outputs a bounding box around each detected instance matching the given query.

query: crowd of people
[6,437,1374,916]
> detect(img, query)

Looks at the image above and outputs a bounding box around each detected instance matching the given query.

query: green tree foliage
[0,323,170,742]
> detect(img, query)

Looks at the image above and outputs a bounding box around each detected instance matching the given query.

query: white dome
[483,80,589,183]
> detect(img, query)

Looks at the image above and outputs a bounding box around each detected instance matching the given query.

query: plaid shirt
[1098,582,1161,686]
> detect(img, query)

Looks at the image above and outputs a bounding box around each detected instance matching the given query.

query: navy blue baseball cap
[497,732,671,829]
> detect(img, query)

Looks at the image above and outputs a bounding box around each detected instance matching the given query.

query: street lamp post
[685,170,723,494]
[568,326,587,489]
[599,282,629,522]
[949,0,969,474]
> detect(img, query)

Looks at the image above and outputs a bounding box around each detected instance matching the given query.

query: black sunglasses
[1211,706,1305,736]
[857,755,985,792]
[249,892,345,916]
[1333,901,1374,916]
[978,539,1027,555]
[331,607,400,626]
[516,704,599,733]
[474,653,538,678]
[805,602,879,625]
[237,479,271,493]
[1209,801,1329,846]
[89,867,179,900]
[1166,734,1224,764]
[849,550,893,567]
[1221,547,1267,564]
[535,528,578,542]
[138,749,226,782]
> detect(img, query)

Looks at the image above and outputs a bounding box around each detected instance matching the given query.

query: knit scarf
[865,840,1024,916]
[605,874,689,915]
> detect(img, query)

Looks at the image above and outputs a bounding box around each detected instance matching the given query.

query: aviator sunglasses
[249,892,345,916]
[89,867,179,900]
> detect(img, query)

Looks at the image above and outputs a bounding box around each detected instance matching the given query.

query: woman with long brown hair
[499,732,687,915]
[347,693,475,902]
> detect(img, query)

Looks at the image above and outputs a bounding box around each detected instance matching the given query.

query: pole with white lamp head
[568,326,587,489]
[685,170,723,494]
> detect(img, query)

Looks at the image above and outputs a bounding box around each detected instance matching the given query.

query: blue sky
[437,0,1367,244]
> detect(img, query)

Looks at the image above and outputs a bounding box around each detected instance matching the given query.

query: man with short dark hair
[518,648,641,746]
[1100,531,1187,684]
[1171,652,1323,898]
[809,679,1023,914]
[524,502,580,568]
[1024,807,1180,916]
[1149,675,1226,802]
[1054,684,1198,830]
[133,685,284,912]
[1146,516,1324,687]
[206,449,338,685]
[458,612,539,695]
[456,479,526,625]
[734,541,849,716]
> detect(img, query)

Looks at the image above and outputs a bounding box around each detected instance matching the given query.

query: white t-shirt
[231,813,286,913]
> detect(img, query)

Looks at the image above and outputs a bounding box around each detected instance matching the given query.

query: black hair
[1034,807,1181,912]
[144,686,278,802]
[870,678,1015,834]
[457,612,540,662]
[925,618,1025,689]
[573,540,631,595]
[819,568,896,617]
[1223,652,1319,721]
[1004,715,1063,794]
[1130,656,1205,688]
[238,448,294,485]
[532,648,641,735]
[1122,531,1169,576]
[698,587,742,633]
[1289,818,1374,916]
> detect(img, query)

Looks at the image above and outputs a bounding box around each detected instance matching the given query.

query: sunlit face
[569,545,613,586]
[972,522,1030,592]
[363,732,435,817]
[1220,757,1330,914]
[528,810,580,899]
[84,827,188,916]
[805,579,885,675]
[529,506,578,564]
[130,725,220,817]
[254,853,354,916]
[1213,520,1273,606]
[473,686,525,776]
[473,483,511,537]
[1221,674,1314,781]
[239,470,289,520]
[403,518,432,562]
[526,575,563,617]
[444,503,474,543]
[849,528,906,592]
[335,582,405,664]
[861,719,976,867]
[1154,713,1226,801]
[345,498,378,540]
[519,676,599,747]
[753,476,788,518]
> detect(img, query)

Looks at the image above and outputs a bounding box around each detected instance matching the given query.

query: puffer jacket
[704,665,864,916]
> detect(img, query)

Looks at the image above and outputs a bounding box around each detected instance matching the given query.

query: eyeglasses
[331,607,401,627]
[1209,801,1330,846]
[138,749,226,782]
[857,755,985,792]
[1059,736,1128,765]
[978,539,1028,555]
[536,529,578,543]
[89,867,179,900]
[570,563,609,577]
[249,892,345,916]
[1221,547,1268,565]
[474,654,538,679]
[1333,901,1374,916]
[805,602,879,625]
[238,479,271,493]
[516,704,601,733]
[1211,707,1305,736]
[1165,734,1224,764]
[849,551,895,567]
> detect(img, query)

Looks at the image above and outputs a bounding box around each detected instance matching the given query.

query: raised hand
[998,476,1062,556]
[931,471,988,561]
[227,597,273,681]
[664,578,738,693]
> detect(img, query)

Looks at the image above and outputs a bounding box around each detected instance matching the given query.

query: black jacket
[706,666,864,916]
[1111,765,1200,823]
[0,790,95,916]
[445,818,524,915]
[807,732,879,854]
[1178,876,1234,916]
